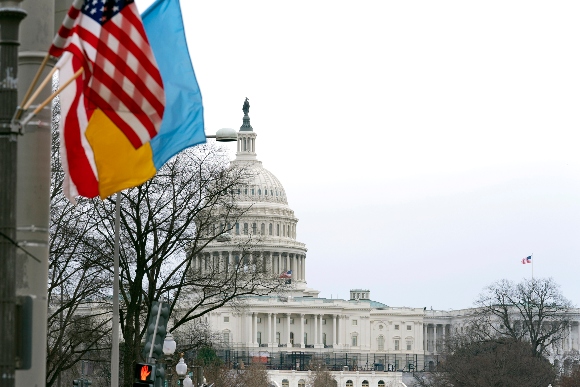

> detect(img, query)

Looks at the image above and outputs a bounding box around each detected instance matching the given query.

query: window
[257,331,261,345]
[322,319,326,325]
[290,332,294,344]
[346,381,353,387]
[283,225,285,236]
[223,316,229,322]
[407,325,412,330]
[257,317,262,323]
[378,335,385,351]
[276,332,280,344]
[395,339,400,350]
[261,223,265,234]
[269,223,273,235]
[235,223,239,235]
[322,333,326,346]
[298,380,305,387]
[222,331,229,345]
[252,223,257,234]
[395,325,400,330]
[304,333,307,345]
[282,380,289,387]
[352,320,358,326]
[378,381,385,387]
[406,340,412,351]
[277,318,281,324]
[305,319,308,324]
[244,187,248,195]
[251,188,254,195]
[290,318,294,324]
[362,381,369,387]
[243,223,248,235]
[379,324,384,330]
[276,224,280,236]
[258,189,261,195]
[352,335,358,347]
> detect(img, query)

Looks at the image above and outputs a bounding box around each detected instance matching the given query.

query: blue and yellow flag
[87,0,206,198]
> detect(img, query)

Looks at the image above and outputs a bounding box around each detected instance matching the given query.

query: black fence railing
[182,349,433,372]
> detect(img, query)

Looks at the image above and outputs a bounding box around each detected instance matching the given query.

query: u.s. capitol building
[186,105,580,387]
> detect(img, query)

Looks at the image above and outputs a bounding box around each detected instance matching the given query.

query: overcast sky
[136,0,580,310]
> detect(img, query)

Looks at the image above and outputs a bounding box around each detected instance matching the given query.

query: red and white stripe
[50,0,164,150]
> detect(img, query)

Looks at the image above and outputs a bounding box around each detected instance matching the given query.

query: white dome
[231,160,288,205]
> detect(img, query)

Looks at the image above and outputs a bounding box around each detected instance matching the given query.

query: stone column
[253,312,258,346]
[285,253,290,272]
[337,316,342,346]
[286,313,291,346]
[333,315,337,346]
[433,324,437,353]
[268,313,272,346]
[273,313,277,347]
[247,313,252,347]
[313,314,318,347]
[300,314,305,348]
[319,314,323,346]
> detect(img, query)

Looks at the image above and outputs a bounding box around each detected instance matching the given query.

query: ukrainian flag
[86,0,205,198]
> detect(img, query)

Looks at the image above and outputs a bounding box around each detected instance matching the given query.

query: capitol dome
[192,101,315,296]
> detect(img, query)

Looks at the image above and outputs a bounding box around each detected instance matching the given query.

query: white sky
[136,0,580,310]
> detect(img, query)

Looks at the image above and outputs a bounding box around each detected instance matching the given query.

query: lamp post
[175,353,187,387]
[205,127,237,142]
[163,333,177,386]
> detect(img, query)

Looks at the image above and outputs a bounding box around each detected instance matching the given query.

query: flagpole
[111,192,122,387]
[531,253,534,280]
[20,67,83,127]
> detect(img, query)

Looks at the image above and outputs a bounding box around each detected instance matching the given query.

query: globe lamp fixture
[175,354,187,377]
[163,332,176,356]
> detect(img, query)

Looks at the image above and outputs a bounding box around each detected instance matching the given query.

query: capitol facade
[189,107,580,387]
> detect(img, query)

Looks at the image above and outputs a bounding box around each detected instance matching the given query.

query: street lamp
[205,127,237,142]
[175,353,188,386]
[182,375,193,387]
[163,333,177,386]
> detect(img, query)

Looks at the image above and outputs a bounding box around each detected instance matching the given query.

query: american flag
[279,270,292,279]
[521,255,532,264]
[50,0,165,149]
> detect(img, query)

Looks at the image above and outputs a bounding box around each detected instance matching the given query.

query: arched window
[261,223,265,235]
[378,335,385,351]
[251,188,255,195]
[258,188,261,195]
[276,224,280,236]
[298,380,305,387]
[290,332,294,344]
[235,223,240,235]
[378,381,385,387]
[244,187,248,195]
[283,224,286,237]
[222,330,230,346]
[351,333,358,347]
[282,380,289,387]
[362,381,369,387]
[269,223,273,235]
[346,381,353,387]
[265,188,268,196]
[252,223,257,234]
[243,223,248,235]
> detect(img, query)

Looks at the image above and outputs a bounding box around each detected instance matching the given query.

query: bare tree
[47,121,112,387]
[49,114,288,386]
[414,337,556,387]
[473,277,573,357]
[307,360,337,387]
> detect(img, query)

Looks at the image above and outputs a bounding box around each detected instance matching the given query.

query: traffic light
[142,301,170,360]
[134,363,156,387]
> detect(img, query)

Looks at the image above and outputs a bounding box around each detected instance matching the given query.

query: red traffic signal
[134,363,155,384]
